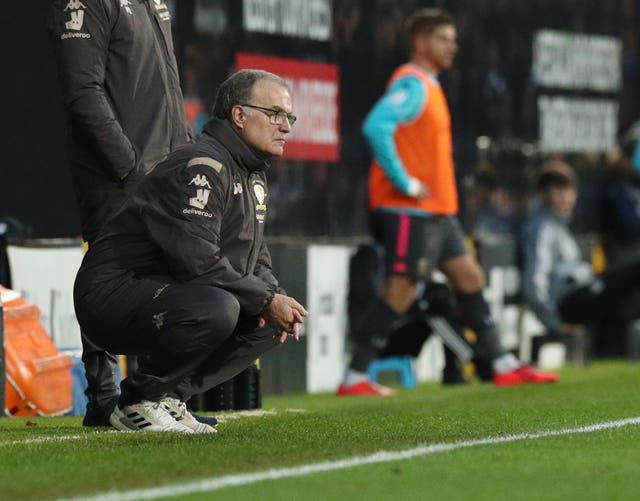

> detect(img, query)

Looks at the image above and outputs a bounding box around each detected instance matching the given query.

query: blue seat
[368,356,417,388]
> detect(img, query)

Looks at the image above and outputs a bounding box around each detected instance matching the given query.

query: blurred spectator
[480,42,511,138]
[522,160,640,358]
[465,168,516,240]
[596,121,640,356]
[600,121,640,264]
[521,160,590,337]
[183,64,209,135]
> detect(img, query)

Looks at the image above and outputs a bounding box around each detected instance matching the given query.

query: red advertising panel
[236,52,340,162]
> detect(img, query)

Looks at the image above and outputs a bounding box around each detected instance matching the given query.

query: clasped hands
[259,293,307,344]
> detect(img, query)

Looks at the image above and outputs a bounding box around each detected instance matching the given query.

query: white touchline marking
[56,416,640,501]
[0,409,308,446]
[0,431,120,447]
[215,409,277,422]
[216,408,306,422]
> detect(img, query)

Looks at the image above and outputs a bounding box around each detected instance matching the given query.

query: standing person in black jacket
[49,0,193,426]
[74,69,307,433]
[601,121,640,264]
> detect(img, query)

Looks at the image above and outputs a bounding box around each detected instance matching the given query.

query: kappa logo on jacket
[188,175,211,209]
[183,173,213,217]
[188,174,211,189]
[64,0,86,10]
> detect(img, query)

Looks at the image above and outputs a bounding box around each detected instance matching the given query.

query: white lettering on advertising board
[533,30,622,92]
[538,96,618,153]
[243,0,332,41]
[287,78,339,145]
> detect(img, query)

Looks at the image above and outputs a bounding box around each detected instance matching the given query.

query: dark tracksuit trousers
[75,275,279,406]
[559,256,640,326]
[81,240,121,413]
[81,336,120,409]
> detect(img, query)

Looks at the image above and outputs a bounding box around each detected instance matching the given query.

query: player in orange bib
[338,9,558,396]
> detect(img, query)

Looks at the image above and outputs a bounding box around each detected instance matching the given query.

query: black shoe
[442,350,470,385]
[442,369,469,385]
[82,396,119,427]
[531,333,570,364]
[192,413,219,427]
[472,357,494,382]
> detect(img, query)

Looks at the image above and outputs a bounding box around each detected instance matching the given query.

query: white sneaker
[159,396,217,434]
[109,400,194,433]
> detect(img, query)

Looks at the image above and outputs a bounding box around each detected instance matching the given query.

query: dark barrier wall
[1,1,639,239]
[1,0,80,239]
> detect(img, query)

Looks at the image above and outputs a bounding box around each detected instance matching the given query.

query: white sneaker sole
[109,405,193,433]
[159,398,218,434]
[177,418,217,434]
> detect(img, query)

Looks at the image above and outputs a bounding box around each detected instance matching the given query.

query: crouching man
[74,70,306,433]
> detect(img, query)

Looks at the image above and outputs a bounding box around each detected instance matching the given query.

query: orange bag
[2,286,73,416]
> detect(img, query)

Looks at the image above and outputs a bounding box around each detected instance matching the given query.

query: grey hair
[213,69,290,119]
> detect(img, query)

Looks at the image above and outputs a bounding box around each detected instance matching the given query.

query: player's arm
[48,0,136,181]
[362,76,428,198]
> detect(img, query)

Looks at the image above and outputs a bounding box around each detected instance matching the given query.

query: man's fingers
[292,322,301,341]
[288,298,308,316]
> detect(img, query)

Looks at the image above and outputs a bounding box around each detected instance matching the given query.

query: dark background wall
[1,0,80,238]
[1,0,639,239]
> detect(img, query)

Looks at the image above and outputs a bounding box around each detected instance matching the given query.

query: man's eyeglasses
[241,104,297,127]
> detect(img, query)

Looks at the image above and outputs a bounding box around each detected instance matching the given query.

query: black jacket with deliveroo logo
[49,0,193,243]
[76,119,280,316]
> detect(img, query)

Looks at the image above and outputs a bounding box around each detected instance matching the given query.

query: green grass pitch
[1,361,640,500]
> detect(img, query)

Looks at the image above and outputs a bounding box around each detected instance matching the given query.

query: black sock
[456,291,505,360]
[349,297,402,371]
[349,345,380,373]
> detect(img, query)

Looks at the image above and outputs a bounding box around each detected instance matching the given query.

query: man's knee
[464,263,486,292]
[199,289,241,338]
[164,287,241,350]
[441,256,485,293]
[383,275,418,314]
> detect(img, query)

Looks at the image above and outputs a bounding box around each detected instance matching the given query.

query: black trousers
[559,257,640,326]
[80,334,120,407]
[75,277,279,405]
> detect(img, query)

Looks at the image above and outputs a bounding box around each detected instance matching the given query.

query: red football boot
[337,380,395,396]
[493,365,559,386]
